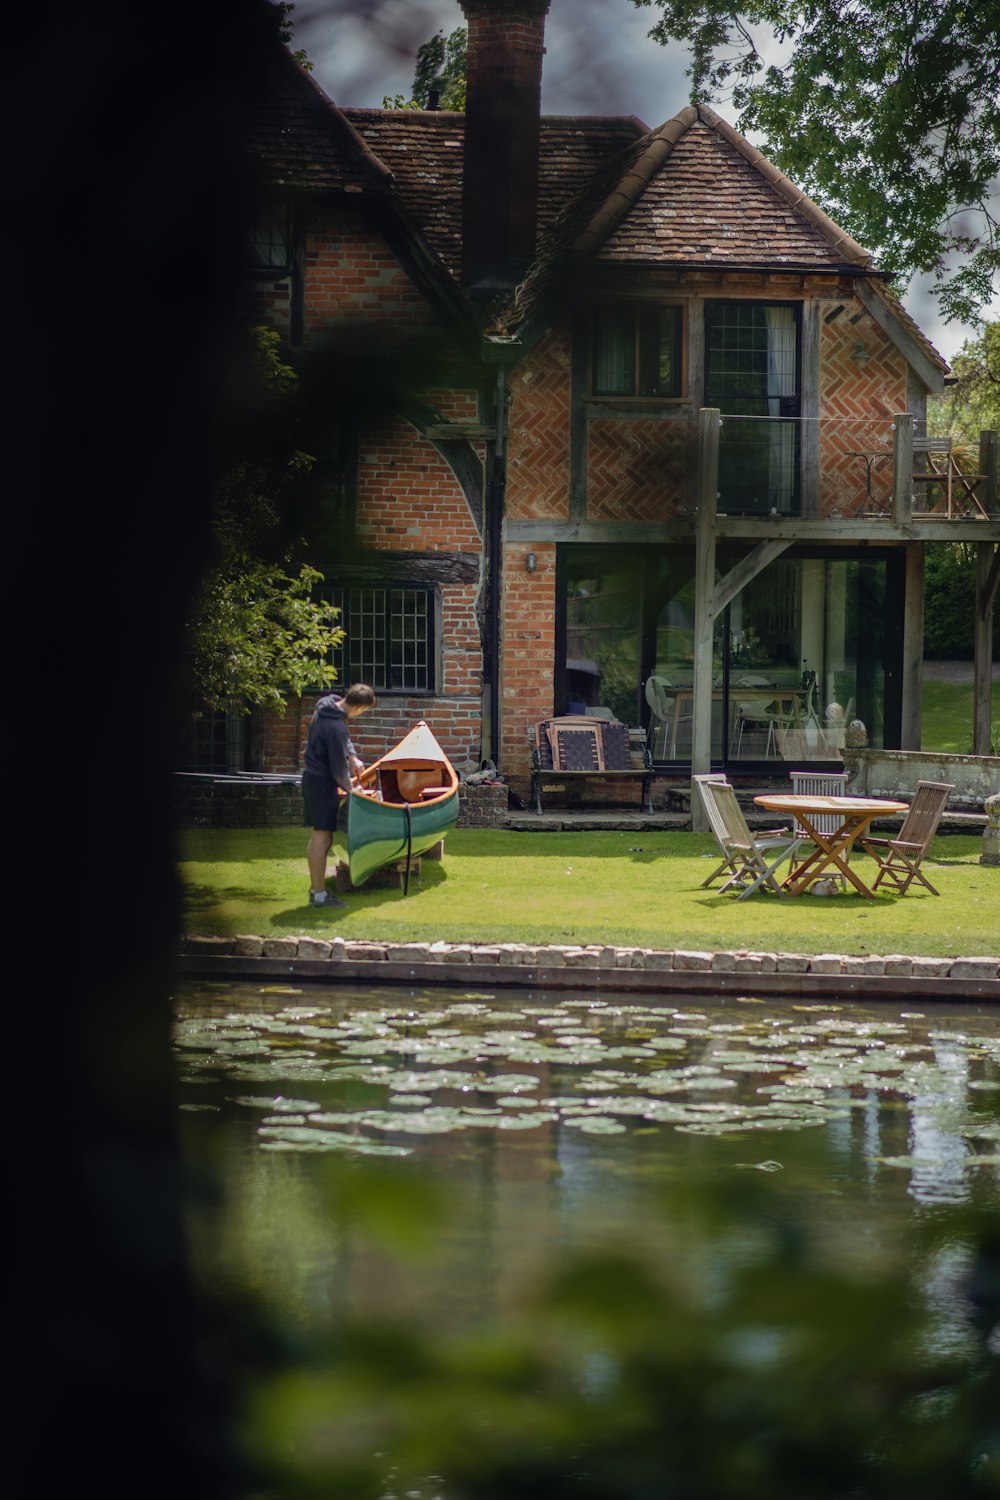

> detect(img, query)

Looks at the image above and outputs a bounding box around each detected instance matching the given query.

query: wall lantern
[525,552,538,572]
[851,340,872,367]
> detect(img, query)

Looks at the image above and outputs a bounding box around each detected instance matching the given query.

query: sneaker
[309,890,347,909]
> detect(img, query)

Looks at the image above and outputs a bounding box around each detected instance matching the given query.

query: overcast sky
[290,0,996,362]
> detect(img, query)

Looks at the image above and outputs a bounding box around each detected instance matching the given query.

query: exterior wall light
[525,552,538,572]
[852,340,872,367]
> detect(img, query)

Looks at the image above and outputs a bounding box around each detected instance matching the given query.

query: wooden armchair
[859,780,954,895]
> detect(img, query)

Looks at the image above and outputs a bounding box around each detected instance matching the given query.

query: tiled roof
[597,117,865,268]
[341,109,646,278]
[251,53,946,375]
[250,49,391,195]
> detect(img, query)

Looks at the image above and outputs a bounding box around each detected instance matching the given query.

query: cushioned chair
[859,780,953,895]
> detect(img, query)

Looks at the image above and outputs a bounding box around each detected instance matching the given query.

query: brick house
[201,0,997,798]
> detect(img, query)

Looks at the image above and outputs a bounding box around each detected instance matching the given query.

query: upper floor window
[250,208,290,272]
[592,304,683,397]
[327,585,435,693]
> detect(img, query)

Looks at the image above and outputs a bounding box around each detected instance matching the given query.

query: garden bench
[527,715,653,815]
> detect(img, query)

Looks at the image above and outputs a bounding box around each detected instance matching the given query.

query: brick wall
[357,409,483,549]
[819,298,907,517]
[506,327,572,520]
[303,205,449,348]
[500,541,557,785]
[587,417,694,520]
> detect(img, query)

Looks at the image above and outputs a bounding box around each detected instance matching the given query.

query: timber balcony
[701,413,999,544]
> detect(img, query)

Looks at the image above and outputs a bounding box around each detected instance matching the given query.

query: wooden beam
[980,428,998,514]
[424,423,495,441]
[973,542,996,755]
[692,408,720,830]
[900,543,924,749]
[891,412,913,525]
[713,540,791,617]
[854,281,947,393]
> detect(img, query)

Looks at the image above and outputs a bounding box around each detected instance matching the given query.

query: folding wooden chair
[788,770,850,884]
[694,774,799,899]
[859,780,954,895]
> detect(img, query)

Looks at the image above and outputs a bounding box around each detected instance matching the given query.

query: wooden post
[891,412,913,524]
[980,428,998,513]
[974,540,997,756]
[900,542,924,749]
[691,407,720,831]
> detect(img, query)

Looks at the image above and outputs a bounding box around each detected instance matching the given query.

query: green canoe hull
[334,785,458,887]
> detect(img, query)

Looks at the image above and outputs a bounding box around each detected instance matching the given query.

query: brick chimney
[459,0,551,295]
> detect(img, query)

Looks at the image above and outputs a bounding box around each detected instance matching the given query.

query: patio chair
[859,780,954,896]
[694,774,799,900]
[789,769,849,887]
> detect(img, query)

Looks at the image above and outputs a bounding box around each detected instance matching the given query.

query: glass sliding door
[556,545,897,767]
[726,554,890,765]
[705,301,801,515]
[559,549,645,726]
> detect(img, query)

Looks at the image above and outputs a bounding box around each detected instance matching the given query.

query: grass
[921,678,999,755]
[179,825,997,959]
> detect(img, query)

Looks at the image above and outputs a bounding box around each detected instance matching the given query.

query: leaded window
[327,585,434,693]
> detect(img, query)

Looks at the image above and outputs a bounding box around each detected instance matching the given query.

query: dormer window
[250,208,290,272]
[592,303,683,398]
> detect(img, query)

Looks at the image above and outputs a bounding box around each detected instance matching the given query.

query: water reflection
[176,983,998,1326]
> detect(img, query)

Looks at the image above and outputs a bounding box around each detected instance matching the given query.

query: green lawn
[179,825,996,959]
[921,677,999,754]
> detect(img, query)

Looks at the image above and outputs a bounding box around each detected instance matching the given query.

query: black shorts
[302,771,341,832]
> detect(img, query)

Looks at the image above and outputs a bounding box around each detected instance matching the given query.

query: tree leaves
[186,328,344,714]
[633,0,999,324]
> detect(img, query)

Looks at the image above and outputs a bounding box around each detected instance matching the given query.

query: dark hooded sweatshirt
[303,694,358,793]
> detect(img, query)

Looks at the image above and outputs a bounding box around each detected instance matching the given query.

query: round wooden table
[754,794,909,899]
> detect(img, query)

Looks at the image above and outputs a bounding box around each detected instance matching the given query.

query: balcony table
[753,794,909,899]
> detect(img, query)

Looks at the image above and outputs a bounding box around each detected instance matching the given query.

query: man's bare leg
[307,829,334,893]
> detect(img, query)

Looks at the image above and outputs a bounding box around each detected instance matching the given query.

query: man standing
[302,683,377,908]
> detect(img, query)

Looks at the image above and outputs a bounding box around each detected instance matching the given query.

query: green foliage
[924,543,1000,661]
[930,320,1000,449]
[632,0,1000,324]
[383,26,467,111]
[186,327,343,714]
[233,1170,1000,1499]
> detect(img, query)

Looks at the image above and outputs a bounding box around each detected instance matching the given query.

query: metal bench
[527,716,653,814]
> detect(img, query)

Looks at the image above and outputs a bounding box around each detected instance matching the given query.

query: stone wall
[176,775,508,829]
[841,748,1000,809]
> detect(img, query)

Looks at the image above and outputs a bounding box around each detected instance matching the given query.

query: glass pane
[726,556,887,763]
[706,302,800,515]
[593,307,634,394]
[648,557,725,760]
[563,551,643,724]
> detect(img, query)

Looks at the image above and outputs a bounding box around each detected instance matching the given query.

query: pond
[175,981,1000,1496]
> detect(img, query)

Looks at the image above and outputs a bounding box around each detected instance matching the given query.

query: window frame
[325,582,438,696]
[589,300,686,401]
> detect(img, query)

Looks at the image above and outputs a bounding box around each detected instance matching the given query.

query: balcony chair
[694,774,800,899]
[859,780,954,895]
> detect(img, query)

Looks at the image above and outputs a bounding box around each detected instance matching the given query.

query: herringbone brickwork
[587,418,694,520]
[507,329,572,520]
[819,302,906,517]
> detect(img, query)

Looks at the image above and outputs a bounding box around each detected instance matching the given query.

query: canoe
[334,720,459,891]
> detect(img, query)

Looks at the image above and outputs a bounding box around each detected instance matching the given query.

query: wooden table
[754,794,909,899]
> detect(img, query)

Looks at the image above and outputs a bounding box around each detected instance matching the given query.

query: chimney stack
[459,0,551,295]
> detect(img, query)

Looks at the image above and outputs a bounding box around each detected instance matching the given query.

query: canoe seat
[397,767,444,802]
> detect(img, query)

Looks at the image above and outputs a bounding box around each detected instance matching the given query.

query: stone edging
[179,937,1000,1002]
